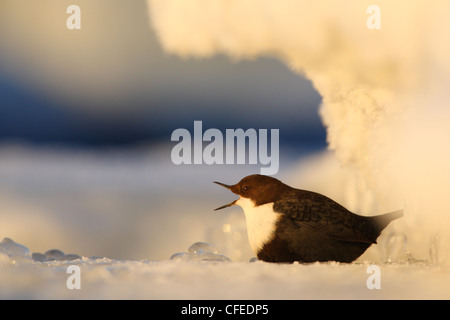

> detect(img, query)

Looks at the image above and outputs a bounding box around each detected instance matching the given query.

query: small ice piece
[44,249,65,260]
[198,253,231,262]
[171,242,231,262]
[32,252,47,262]
[89,256,104,260]
[61,254,82,261]
[0,237,31,258]
[170,252,192,262]
[188,242,218,255]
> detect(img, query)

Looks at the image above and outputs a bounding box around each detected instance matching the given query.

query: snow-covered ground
[2,248,449,300]
[0,144,449,300]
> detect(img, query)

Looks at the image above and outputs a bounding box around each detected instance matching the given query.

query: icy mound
[170,242,231,262]
[32,250,82,262]
[0,237,31,258]
[0,237,82,263]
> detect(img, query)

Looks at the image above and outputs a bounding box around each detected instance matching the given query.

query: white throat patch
[235,197,281,255]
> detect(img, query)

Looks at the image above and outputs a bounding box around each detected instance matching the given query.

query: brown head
[214,174,291,210]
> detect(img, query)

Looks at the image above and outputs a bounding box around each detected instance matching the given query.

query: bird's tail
[372,209,403,236]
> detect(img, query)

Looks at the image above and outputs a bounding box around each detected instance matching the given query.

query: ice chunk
[196,253,230,262]
[32,249,82,262]
[44,249,65,260]
[28,247,83,262]
[171,242,231,262]
[188,242,218,255]
[89,256,105,260]
[32,252,47,262]
[0,237,31,258]
[61,254,82,261]
[170,252,192,262]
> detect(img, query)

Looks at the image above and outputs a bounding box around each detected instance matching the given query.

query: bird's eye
[242,186,249,193]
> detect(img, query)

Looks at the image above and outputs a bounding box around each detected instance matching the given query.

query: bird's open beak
[214,181,238,211]
[213,181,232,190]
[214,199,237,211]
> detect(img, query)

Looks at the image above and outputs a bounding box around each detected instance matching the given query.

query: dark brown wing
[273,190,379,244]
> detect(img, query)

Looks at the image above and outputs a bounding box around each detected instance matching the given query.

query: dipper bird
[214,174,403,263]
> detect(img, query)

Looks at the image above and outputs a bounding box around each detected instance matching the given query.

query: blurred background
[0,0,325,148]
[0,1,326,260]
[3,0,449,266]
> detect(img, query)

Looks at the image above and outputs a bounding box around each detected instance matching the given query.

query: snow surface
[1,237,449,300]
[0,145,449,300]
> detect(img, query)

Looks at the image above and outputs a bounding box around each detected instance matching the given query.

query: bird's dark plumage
[215,174,403,263]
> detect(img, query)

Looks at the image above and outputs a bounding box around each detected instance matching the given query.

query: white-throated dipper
[214,174,403,263]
